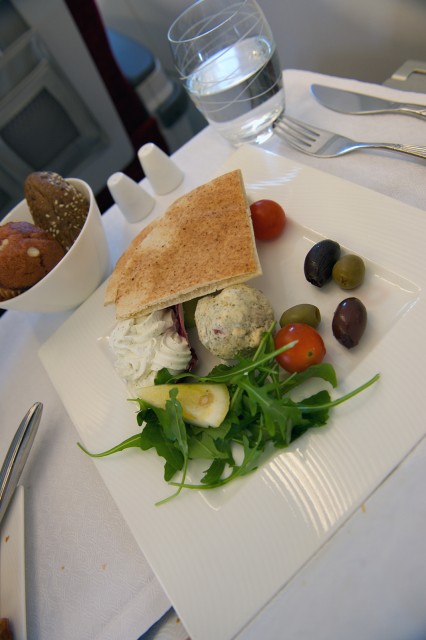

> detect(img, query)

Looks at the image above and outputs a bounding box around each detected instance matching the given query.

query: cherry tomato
[250,199,286,240]
[274,323,326,373]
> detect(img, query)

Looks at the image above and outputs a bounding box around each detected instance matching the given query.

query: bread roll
[24,171,89,251]
[0,221,65,300]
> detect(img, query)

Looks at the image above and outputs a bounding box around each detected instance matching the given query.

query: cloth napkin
[265,69,426,213]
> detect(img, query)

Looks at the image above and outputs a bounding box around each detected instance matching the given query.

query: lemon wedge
[137,384,230,428]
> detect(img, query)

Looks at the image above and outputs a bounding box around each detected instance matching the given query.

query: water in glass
[168,0,285,146]
[186,35,284,145]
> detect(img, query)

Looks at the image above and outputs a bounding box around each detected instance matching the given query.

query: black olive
[304,239,341,287]
[332,297,367,349]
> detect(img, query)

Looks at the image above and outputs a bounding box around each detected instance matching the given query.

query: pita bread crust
[106,170,262,319]
[104,220,157,305]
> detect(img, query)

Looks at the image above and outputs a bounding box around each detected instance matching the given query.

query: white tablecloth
[1,69,426,640]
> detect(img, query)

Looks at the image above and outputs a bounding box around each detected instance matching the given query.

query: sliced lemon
[138,384,230,428]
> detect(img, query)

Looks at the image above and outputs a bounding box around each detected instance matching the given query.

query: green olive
[332,254,365,290]
[279,303,321,328]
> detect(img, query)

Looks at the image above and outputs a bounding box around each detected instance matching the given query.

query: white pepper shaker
[107,172,154,223]
[138,143,184,195]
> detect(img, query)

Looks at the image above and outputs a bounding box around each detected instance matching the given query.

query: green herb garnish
[78,324,379,505]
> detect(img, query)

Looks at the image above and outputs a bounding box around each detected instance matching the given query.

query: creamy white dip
[109,308,191,394]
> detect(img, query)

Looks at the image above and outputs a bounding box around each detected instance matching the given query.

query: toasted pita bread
[104,220,157,305]
[106,169,262,319]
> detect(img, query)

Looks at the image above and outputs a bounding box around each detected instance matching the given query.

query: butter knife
[311,84,426,120]
[0,402,42,526]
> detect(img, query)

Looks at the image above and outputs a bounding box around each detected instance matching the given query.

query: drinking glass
[168,0,285,146]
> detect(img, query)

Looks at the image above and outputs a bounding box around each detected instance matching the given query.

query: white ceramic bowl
[0,178,110,313]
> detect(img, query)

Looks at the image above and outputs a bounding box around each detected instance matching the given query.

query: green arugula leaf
[140,422,184,481]
[174,433,265,491]
[77,434,143,457]
[154,389,190,505]
[160,389,187,451]
[280,362,338,392]
[300,389,332,418]
[153,368,177,385]
[237,378,301,444]
[188,432,230,460]
[192,414,234,441]
[79,323,380,505]
[200,458,227,485]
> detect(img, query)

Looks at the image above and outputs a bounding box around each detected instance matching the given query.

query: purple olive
[332,297,367,349]
[304,239,341,287]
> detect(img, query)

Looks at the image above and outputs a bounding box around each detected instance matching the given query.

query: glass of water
[168,0,285,146]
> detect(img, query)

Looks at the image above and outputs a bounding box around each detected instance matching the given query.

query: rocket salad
[79,323,379,505]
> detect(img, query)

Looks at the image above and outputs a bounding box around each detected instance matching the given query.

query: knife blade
[311,84,426,120]
[0,402,42,527]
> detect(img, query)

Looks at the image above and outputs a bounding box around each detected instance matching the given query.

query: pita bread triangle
[105,169,262,319]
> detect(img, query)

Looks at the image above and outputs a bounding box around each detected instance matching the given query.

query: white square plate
[39,146,425,640]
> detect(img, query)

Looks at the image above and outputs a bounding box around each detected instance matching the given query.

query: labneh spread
[109,308,192,394]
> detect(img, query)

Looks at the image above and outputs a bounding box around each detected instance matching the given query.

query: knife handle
[0,402,42,526]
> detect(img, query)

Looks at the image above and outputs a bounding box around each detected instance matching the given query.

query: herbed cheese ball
[195,284,274,359]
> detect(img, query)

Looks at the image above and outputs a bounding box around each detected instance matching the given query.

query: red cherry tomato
[274,323,326,373]
[250,199,286,240]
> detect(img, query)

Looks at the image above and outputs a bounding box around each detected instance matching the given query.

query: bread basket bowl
[0,178,110,313]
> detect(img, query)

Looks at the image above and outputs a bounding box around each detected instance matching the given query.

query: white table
[1,69,426,640]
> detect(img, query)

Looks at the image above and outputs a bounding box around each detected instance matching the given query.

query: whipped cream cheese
[109,308,191,394]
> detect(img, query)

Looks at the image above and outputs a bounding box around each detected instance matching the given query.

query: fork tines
[273,115,318,151]
[274,113,426,160]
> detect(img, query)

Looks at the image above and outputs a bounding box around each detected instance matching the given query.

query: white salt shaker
[138,143,184,195]
[107,172,154,223]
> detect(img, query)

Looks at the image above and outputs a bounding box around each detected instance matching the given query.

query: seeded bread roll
[0,221,65,300]
[24,171,89,251]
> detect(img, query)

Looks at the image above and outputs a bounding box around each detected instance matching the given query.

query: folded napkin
[265,69,426,212]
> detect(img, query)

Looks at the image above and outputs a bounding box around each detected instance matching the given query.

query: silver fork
[273,115,426,160]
